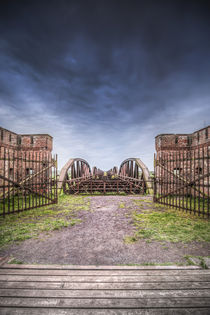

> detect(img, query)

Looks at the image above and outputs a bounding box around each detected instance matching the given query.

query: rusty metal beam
[58,158,91,192]
[119,158,152,193]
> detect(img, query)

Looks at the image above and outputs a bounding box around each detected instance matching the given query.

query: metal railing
[154,147,210,218]
[0,146,57,216]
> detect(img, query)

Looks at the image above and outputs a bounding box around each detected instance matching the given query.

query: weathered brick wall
[155,126,210,197]
[0,127,53,194]
[0,127,53,151]
[155,126,210,151]
[0,128,18,148]
[21,135,52,151]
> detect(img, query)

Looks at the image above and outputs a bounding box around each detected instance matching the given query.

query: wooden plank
[0,269,207,276]
[1,281,210,290]
[0,288,210,298]
[2,264,201,270]
[0,308,209,315]
[0,281,63,289]
[0,265,209,313]
[0,274,209,282]
[0,297,210,308]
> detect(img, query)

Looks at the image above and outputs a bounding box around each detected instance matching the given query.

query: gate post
[153,153,156,202]
[103,181,106,194]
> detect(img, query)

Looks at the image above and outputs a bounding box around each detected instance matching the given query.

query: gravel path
[1,196,209,265]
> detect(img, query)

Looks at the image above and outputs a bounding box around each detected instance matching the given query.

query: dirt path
[1,196,209,265]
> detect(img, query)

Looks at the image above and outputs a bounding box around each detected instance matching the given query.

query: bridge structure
[58,158,152,195]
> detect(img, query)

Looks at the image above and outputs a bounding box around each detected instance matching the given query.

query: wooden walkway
[0,264,210,314]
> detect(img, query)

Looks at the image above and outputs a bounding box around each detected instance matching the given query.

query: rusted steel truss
[59,158,152,195]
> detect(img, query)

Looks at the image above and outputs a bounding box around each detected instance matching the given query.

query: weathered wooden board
[0,268,207,276]
[0,265,209,313]
[0,288,210,298]
[1,281,210,290]
[1,264,201,270]
[0,308,209,315]
[0,274,209,282]
[0,275,210,283]
[0,297,210,308]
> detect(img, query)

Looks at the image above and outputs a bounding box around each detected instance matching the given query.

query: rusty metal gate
[0,147,57,216]
[154,147,210,218]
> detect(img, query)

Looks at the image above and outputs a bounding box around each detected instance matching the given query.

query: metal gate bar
[154,147,209,218]
[0,146,57,216]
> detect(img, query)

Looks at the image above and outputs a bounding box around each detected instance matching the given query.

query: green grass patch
[184,255,209,269]
[125,208,210,243]
[124,235,137,244]
[139,262,185,266]
[133,199,154,208]
[141,199,153,203]
[0,189,57,215]
[0,194,90,248]
[8,258,24,264]
[155,195,209,215]
[133,200,144,207]
[119,202,125,209]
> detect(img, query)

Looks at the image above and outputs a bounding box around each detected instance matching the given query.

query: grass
[119,202,125,208]
[8,258,24,264]
[139,199,153,203]
[136,262,185,266]
[125,206,210,243]
[184,255,209,269]
[133,200,144,207]
[134,196,209,215]
[0,194,90,248]
[155,195,209,215]
[0,192,57,215]
[124,235,137,244]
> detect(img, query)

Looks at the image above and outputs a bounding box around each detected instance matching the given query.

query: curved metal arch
[119,158,152,193]
[58,158,91,191]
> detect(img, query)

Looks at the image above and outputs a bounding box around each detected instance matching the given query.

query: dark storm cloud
[0,0,210,169]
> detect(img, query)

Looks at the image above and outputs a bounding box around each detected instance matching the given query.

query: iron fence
[0,146,57,216]
[154,147,210,218]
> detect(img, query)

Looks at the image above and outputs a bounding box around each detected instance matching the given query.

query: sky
[0,0,210,171]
